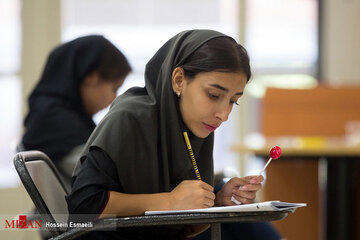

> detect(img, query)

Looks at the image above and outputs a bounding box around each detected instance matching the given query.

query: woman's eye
[230,99,240,106]
[208,93,219,100]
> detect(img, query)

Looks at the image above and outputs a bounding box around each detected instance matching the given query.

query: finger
[202,198,214,208]
[244,175,264,184]
[244,175,258,180]
[198,181,214,192]
[204,191,216,201]
[228,177,250,187]
[241,183,262,191]
[222,197,238,206]
[232,190,256,200]
[258,175,264,182]
[251,175,264,184]
[231,195,254,204]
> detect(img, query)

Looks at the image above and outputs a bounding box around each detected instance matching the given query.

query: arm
[68,147,215,220]
[100,189,212,238]
[100,180,216,218]
[99,191,171,218]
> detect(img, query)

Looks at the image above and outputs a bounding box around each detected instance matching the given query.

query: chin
[192,129,210,139]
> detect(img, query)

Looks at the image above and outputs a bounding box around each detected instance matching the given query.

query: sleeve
[66,146,123,222]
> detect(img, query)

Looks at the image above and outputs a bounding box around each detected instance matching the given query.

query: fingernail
[250,179,257,184]
[242,186,247,190]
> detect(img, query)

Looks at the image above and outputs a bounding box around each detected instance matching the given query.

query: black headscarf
[74,30,230,194]
[22,35,121,166]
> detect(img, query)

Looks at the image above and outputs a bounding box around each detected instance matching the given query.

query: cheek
[99,88,115,107]
[184,92,213,119]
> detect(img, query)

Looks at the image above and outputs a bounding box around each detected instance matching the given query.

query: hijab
[74,30,231,195]
[22,35,121,166]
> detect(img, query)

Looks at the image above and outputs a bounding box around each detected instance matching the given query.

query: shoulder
[51,106,92,128]
[103,94,158,129]
[28,105,93,136]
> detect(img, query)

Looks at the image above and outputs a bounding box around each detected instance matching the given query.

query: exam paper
[145,201,306,215]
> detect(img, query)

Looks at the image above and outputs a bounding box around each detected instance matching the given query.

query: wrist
[163,192,173,210]
[141,192,173,212]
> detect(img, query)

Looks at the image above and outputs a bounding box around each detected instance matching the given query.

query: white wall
[322,0,360,84]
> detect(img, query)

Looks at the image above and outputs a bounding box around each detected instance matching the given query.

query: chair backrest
[13,151,69,236]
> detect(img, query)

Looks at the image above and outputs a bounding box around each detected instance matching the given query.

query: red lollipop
[269,146,282,159]
[259,146,282,175]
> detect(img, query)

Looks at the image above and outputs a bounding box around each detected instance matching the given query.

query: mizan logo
[5,215,42,229]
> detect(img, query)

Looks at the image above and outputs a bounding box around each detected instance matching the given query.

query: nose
[215,104,231,122]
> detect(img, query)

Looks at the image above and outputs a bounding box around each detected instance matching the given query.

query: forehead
[193,71,247,93]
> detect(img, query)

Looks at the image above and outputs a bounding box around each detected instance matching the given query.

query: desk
[51,211,291,240]
[232,144,360,240]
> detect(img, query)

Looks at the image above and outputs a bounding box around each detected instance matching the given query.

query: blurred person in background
[20,35,132,188]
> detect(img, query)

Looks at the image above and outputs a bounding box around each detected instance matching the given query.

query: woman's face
[81,72,124,115]
[172,67,247,138]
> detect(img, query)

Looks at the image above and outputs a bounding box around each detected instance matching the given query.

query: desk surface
[53,211,290,240]
[111,211,290,226]
[231,144,360,157]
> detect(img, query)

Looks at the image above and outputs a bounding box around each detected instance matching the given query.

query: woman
[21,35,132,187]
[67,30,263,239]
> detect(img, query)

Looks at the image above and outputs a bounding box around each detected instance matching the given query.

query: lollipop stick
[258,157,273,176]
[231,196,241,205]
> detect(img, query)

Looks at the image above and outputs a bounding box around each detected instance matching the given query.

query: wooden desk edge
[231,145,360,157]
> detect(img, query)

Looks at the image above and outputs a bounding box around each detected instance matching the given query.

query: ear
[171,67,186,95]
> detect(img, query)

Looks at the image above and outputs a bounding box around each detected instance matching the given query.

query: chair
[13,151,70,236]
[14,150,290,240]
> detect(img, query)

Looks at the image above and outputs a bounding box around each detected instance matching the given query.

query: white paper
[145,201,306,215]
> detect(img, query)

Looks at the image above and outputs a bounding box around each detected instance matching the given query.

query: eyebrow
[209,84,243,95]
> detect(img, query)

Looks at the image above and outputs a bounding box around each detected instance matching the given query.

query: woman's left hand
[215,175,264,206]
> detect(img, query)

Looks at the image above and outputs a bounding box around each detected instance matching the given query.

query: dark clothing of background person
[21,35,130,185]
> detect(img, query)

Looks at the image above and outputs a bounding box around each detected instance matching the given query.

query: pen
[183,131,201,181]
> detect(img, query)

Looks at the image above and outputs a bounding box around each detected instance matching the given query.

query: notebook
[145,201,306,215]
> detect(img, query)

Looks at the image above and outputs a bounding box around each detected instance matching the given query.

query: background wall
[321,0,360,84]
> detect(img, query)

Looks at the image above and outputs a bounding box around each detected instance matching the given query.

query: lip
[203,123,218,132]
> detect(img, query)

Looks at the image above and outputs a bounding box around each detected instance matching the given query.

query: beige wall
[21,0,61,116]
[322,0,360,84]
